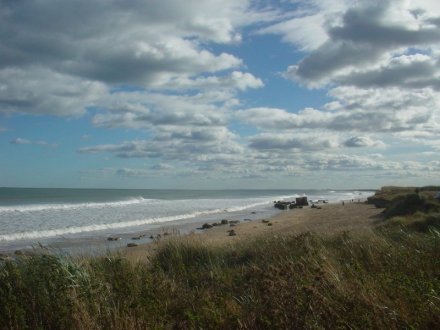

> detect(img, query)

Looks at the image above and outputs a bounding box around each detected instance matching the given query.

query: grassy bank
[1,189,440,329]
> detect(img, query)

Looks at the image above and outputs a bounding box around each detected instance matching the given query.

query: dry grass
[1,188,440,329]
[1,226,439,329]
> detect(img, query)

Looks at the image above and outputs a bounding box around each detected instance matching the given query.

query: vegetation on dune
[372,186,440,232]
[1,187,439,329]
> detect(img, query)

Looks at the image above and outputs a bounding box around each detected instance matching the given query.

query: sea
[0,188,375,254]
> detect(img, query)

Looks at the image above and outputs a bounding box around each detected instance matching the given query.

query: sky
[1,0,440,189]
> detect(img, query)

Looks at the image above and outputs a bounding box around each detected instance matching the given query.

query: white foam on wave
[0,197,155,213]
[0,200,273,242]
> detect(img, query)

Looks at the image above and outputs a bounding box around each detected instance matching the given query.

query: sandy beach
[124,201,383,261]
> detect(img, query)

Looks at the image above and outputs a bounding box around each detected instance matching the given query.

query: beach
[0,188,374,255]
[123,200,382,261]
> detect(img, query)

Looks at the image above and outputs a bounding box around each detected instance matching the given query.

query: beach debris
[262,219,270,223]
[267,223,273,226]
[220,219,229,225]
[201,223,213,229]
[228,229,237,236]
[107,236,121,241]
[126,243,138,248]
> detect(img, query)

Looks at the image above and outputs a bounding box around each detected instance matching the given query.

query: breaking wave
[0,197,154,213]
[0,200,270,241]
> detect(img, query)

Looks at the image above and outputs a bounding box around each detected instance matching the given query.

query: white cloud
[0,67,106,116]
[1,0,250,80]
[10,137,58,147]
[237,86,440,133]
[3,0,440,186]
[258,0,353,51]
[10,138,31,145]
[162,71,264,91]
[0,0,268,118]
[78,125,244,160]
[280,1,440,87]
[249,132,339,151]
[343,136,385,148]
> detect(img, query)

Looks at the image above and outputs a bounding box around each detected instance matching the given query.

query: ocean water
[0,188,374,253]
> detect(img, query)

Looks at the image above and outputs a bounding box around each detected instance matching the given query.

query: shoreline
[0,202,283,256]
[0,198,377,257]
[122,199,381,261]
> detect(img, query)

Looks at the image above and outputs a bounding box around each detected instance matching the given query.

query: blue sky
[1,0,440,189]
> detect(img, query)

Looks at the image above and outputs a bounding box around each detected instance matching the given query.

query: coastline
[0,195,376,257]
[122,200,382,261]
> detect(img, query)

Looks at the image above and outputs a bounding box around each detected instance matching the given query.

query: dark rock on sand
[202,223,213,229]
[228,229,237,236]
[127,243,138,247]
[107,236,121,241]
[274,201,289,210]
[220,219,229,225]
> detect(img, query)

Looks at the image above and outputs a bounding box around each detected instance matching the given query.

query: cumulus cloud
[0,67,106,116]
[258,0,351,51]
[162,71,264,91]
[78,126,244,160]
[249,133,339,152]
[0,0,248,80]
[343,136,385,148]
[237,86,440,133]
[116,168,151,177]
[0,0,267,117]
[4,0,440,185]
[282,0,440,87]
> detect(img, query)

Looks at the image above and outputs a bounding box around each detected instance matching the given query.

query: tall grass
[1,226,439,329]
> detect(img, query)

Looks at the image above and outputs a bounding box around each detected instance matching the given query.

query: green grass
[1,187,440,329]
[1,227,439,329]
[376,187,440,232]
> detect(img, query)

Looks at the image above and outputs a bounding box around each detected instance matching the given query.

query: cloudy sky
[1,0,440,189]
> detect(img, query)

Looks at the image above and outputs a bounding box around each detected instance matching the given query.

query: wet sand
[123,201,383,262]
